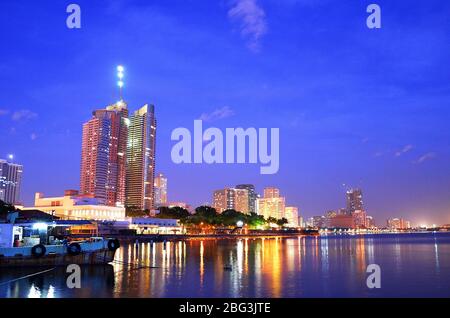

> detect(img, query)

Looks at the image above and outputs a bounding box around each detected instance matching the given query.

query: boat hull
[0,248,116,267]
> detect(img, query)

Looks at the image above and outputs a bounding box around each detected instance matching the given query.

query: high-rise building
[387,218,410,230]
[256,187,285,220]
[346,188,363,215]
[126,104,157,211]
[213,188,249,213]
[0,159,23,205]
[154,173,168,207]
[236,184,257,213]
[352,209,367,228]
[284,206,299,227]
[80,101,129,207]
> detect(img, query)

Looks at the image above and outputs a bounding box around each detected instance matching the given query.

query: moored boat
[0,215,120,267]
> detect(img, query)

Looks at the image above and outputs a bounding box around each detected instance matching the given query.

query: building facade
[24,190,126,221]
[213,188,249,214]
[284,206,299,227]
[154,173,167,207]
[256,187,285,220]
[236,184,257,213]
[346,188,363,215]
[80,101,128,207]
[0,159,23,205]
[126,104,157,211]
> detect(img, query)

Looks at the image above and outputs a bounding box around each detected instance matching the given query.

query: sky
[0,0,449,226]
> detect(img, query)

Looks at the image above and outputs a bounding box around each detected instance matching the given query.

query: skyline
[1,0,449,225]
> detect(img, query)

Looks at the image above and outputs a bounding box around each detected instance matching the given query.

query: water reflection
[0,233,449,298]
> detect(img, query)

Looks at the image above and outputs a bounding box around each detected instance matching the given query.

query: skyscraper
[126,104,157,211]
[213,188,249,213]
[80,101,128,207]
[154,173,168,207]
[284,206,299,227]
[236,184,257,213]
[0,159,23,205]
[256,187,285,220]
[346,188,363,215]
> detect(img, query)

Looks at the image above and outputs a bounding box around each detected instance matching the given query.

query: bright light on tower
[8,154,13,161]
[118,81,124,88]
[117,65,124,72]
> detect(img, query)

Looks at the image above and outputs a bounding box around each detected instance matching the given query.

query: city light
[117,65,124,72]
[236,221,244,227]
[8,154,13,161]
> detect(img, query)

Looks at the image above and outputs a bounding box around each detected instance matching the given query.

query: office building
[154,173,168,207]
[236,184,257,213]
[0,159,23,205]
[126,104,157,211]
[80,101,128,207]
[346,188,363,215]
[213,188,249,213]
[256,187,285,220]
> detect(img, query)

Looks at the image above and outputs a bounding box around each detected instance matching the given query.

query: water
[1,233,449,298]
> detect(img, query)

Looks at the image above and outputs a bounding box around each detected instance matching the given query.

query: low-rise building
[23,190,126,221]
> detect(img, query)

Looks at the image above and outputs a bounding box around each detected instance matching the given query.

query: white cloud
[12,109,38,121]
[228,0,267,52]
[199,106,235,122]
[414,152,436,164]
[395,144,413,157]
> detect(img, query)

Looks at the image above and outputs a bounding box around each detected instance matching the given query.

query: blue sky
[0,0,449,225]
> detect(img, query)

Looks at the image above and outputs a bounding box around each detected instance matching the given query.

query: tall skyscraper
[154,173,168,207]
[256,187,285,220]
[80,101,129,207]
[284,206,299,227]
[126,104,157,211]
[0,159,23,205]
[213,187,249,213]
[346,188,363,215]
[236,184,257,213]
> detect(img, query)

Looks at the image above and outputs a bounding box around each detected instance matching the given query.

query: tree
[276,218,289,227]
[0,200,17,219]
[157,206,190,219]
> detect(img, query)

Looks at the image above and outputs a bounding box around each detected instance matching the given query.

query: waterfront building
[365,215,376,228]
[80,100,128,207]
[213,188,249,213]
[324,214,355,228]
[256,187,285,220]
[126,104,157,211]
[346,188,363,215]
[23,190,126,221]
[284,206,299,227]
[0,159,23,205]
[352,209,367,228]
[154,173,168,207]
[312,215,326,228]
[387,218,410,230]
[235,184,257,213]
[129,217,184,234]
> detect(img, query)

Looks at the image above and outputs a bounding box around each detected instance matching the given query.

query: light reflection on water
[0,233,449,298]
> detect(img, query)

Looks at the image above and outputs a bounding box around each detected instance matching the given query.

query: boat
[0,214,120,267]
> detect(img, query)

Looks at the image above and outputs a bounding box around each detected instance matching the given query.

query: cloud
[0,109,9,116]
[199,106,235,122]
[414,152,436,164]
[228,0,267,52]
[395,144,414,157]
[30,133,38,141]
[12,109,38,121]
